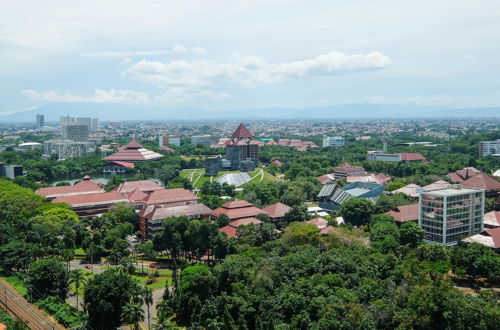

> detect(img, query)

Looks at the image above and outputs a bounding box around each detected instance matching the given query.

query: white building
[36,114,44,128]
[62,123,89,142]
[323,136,345,147]
[159,135,180,147]
[419,185,484,246]
[17,142,42,151]
[479,139,500,157]
[43,139,94,160]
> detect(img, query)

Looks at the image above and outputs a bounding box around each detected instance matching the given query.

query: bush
[36,296,87,328]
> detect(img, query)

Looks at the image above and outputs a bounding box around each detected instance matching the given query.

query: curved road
[0,278,65,330]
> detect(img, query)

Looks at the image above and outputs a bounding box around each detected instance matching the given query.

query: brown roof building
[306,217,329,229]
[52,191,128,217]
[333,162,367,179]
[104,140,164,162]
[392,183,422,198]
[447,167,481,183]
[139,203,212,240]
[484,211,500,228]
[261,202,292,221]
[115,180,164,195]
[212,200,266,221]
[462,173,500,197]
[142,188,198,207]
[219,217,263,239]
[385,204,419,223]
[36,176,104,200]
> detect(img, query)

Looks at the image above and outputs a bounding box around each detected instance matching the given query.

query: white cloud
[173,44,188,53]
[123,51,391,90]
[81,50,171,58]
[22,89,150,104]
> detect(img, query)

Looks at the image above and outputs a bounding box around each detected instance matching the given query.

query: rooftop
[424,186,483,196]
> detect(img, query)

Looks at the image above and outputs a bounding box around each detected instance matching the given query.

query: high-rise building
[479,139,500,157]
[76,117,92,130]
[419,185,484,246]
[43,139,94,160]
[62,123,89,142]
[191,135,219,147]
[323,136,345,147]
[60,115,75,126]
[159,135,180,147]
[91,118,100,132]
[36,114,44,128]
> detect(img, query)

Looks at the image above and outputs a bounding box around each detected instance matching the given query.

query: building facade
[419,186,484,246]
[43,139,94,159]
[159,135,180,147]
[479,139,500,157]
[323,136,345,147]
[191,135,218,146]
[62,123,89,142]
[36,114,44,128]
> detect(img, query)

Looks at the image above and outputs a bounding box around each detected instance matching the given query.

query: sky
[1,0,500,116]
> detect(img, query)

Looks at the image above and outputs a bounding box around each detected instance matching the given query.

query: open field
[181,168,278,189]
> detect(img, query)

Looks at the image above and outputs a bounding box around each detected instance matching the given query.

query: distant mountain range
[0,103,499,122]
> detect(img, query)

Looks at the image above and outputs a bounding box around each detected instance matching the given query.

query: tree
[27,258,68,301]
[143,287,153,330]
[68,270,87,310]
[216,214,231,228]
[384,181,405,191]
[84,269,142,329]
[340,198,375,226]
[281,222,321,247]
[399,222,424,247]
[283,205,308,226]
[122,302,145,330]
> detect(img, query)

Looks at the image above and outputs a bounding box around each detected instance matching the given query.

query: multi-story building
[36,114,44,128]
[91,118,100,132]
[419,185,484,246]
[333,162,367,179]
[159,135,180,147]
[323,136,345,147]
[60,115,74,126]
[0,163,23,179]
[191,135,219,146]
[62,123,89,141]
[479,139,500,157]
[43,139,94,160]
[367,151,427,162]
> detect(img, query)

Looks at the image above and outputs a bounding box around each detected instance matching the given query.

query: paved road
[0,278,65,330]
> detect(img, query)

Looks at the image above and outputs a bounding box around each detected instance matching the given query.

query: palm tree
[62,249,75,271]
[143,287,153,330]
[156,299,172,324]
[121,302,144,330]
[68,270,87,310]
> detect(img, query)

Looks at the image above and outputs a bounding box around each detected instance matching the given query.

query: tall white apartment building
[479,139,500,157]
[62,123,89,142]
[419,186,484,246]
[323,136,345,148]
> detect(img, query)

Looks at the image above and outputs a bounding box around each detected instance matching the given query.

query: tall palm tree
[62,249,75,271]
[121,302,144,330]
[68,270,87,310]
[143,287,153,330]
[156,299,172,324]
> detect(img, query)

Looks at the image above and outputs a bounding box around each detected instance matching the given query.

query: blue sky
[1,0,500,115]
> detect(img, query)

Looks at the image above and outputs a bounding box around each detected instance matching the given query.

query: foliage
[340,198,375,226]
[36,296,87,328]
[84,269,142,330]
[26,258,68,301]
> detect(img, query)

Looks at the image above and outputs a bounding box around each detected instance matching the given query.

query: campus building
[479,139,500,157]
[43,139,94,160]
[419,185,485,246]
[104,140,164,163]
[323,136,345,147]
[159,135,180,147]
[36,114,44,128]
[62,123,89,142]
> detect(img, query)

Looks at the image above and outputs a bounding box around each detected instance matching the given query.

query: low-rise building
[333,163,367,179]
[317,182,384,211]
[386,204,419,224]
[479,139,500,157]
[43,139,94,160]
[323,136,345,147]
[219,217,263,239]
[104,140,164,163]
[367,151,427,163]
[212,200,266,221]
[52,191,129,217]
[36,176,104,201]
[159,135,180,147]
[261,202,292,222]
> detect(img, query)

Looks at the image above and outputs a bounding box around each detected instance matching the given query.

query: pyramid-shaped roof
[124,140,143,149]
[231,123,253,139]
[462,173,500,191]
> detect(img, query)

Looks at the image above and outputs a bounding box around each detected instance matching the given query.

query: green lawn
[1,273,27,296]
[181,168,277,188]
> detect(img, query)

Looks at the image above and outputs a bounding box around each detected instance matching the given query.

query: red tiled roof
[212,205,265,220]
[386,204,419,223]
[261,202,292,219]
[127,188,148,203]
[393,184,422,198]
[159,146,174,152]
[221,200,253,209]
[484,227,500,248]
[462,173,500,191]
[228,217,263,227]
[53,191,128,207]
[231,123,253,139]
[306,217,329,229]
[346,173,391,185]
[271,159,283,166]
[318,174,336,185]
[143,188,198,205]
[447,167,481,183]
[484,211,500,227]
[115,180,163,194]
[104,148,164,162]
[424,180,452,190]
[124,140,143,149]
[219,225,237,238]
[36,179,104,199]
[399,153,427,162]
[109,161,135,168]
